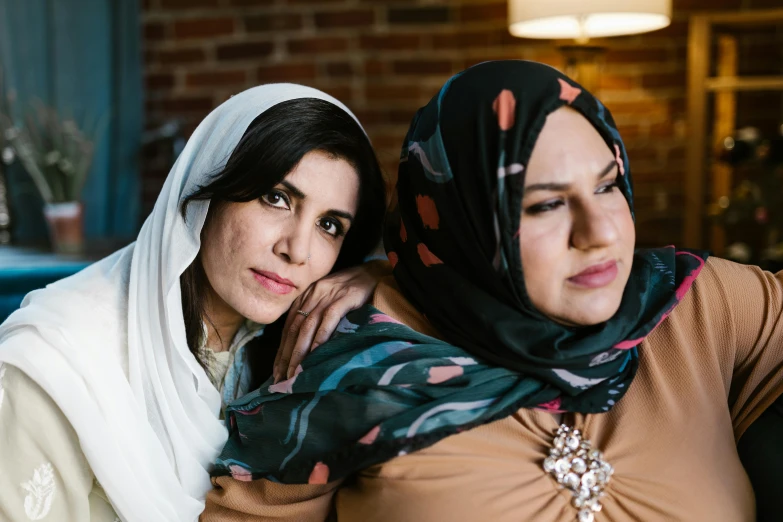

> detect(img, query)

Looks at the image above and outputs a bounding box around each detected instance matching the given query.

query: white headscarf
[0,85,363,521]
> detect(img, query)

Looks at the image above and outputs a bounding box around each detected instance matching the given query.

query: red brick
[257,63,317,82]
[387,6,451,25]
[750,0,783,7]
[605,47,670,64]
[352,109,386,125]
[651,20,689,39]
[216,41,275,61]
[371,132,406,150]
[324,62,354,77]
[389,109,416,124]
[393,60,452,76]
[598,74,638,91]
[359,34,422,51]
[667,147,686,163]
[186,70,247,87]
[458,2,506,22]
[623,147,658,162]
[228,0,274,5]
[159,0,219,9]
[314,9,374,28]
[641,71,686,89]
[364,60,387,76]
[365,84,421,102]
[173,18,235,39]
[615,124,642,139]
[158,96,214,113]
[287,37,349,54]
[323,85,353,102]
[432,31,495,50]
[526,50,565,68]
[650,122,676,137]
[245,14,303,33]
[146,73,176,90]
[156,48,207,65]
[675,0,741,9]
[144,21,167,42]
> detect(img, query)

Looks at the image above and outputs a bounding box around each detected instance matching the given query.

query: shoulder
[371,276,443,339]
[1,363,74,430]
[0,364,117,521]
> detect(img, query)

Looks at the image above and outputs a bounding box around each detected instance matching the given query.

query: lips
[251,269,296,295]
[567,260,618,289]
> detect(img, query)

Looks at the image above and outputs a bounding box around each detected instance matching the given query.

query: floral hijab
[214,61,708,484]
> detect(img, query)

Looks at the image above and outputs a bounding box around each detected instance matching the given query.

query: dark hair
[179,97,385,380]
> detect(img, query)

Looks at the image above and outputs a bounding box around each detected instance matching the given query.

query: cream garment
[0,364,118,522]
[0,322,260,521]
[201,319,264,415]
[0,84,364,522]
[203,257,783,522]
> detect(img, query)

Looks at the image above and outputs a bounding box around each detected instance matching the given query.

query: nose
[570,198,619,251]
[273,218,312,265]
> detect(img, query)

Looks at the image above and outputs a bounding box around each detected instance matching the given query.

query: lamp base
[558,45,606,93]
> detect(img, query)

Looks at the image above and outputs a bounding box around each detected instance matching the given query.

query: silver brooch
[543,425,613,522]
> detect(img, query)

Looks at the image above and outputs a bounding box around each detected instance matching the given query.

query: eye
[526,199,564,215]
[596,179,619,195]
[318,217,345,238]
[261,190,290,209]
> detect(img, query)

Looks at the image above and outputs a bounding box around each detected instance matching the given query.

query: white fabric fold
[0,84,362,522]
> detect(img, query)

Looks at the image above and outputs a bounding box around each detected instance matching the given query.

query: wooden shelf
[683,8,783,250]
[706,76,783,92]
[699,9,783,25]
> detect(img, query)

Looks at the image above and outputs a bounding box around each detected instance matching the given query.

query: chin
[565,294,623,326]
[235,299,291,326]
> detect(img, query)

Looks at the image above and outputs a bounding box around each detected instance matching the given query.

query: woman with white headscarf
[0,85,387,521]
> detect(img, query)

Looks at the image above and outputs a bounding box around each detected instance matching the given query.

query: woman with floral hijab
[203,61,783,522]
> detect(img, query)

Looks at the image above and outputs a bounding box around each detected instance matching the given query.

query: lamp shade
[508,0,672,40]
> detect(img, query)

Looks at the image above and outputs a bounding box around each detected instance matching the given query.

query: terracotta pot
[43,201,84,254]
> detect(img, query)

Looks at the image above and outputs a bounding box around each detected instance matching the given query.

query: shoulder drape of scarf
[216,60,708,485]
[0,85,363,521]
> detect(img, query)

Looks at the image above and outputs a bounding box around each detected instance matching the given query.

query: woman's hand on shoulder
[274,260,391,382]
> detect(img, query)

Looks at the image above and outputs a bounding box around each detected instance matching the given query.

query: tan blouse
[203,257,783,521]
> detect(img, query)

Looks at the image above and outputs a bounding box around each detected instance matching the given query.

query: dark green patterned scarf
[213,60,707,484]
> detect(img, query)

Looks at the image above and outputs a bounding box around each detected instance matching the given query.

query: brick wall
[141,0,783,247]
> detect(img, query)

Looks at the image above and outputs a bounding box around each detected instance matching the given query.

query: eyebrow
[523,160,617,194]
[280,180,306,200]
[279,180,355,223]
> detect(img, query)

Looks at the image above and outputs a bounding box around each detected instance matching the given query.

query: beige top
[203,257,783,522]
[0,320,261,521]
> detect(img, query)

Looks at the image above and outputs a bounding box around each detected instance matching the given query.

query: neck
[202,291,244,353]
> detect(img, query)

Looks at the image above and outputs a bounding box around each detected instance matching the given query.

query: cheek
[200,217,231,278]
[519,219,568,304]
[200,209,261,290]
[306,238,345,284]
[608,197,636,256]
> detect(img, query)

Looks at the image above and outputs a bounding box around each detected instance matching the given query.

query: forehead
[524,108,614,186]
[285,151,360,213]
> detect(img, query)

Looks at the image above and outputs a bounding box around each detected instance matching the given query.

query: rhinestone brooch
[543,425,613,522]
